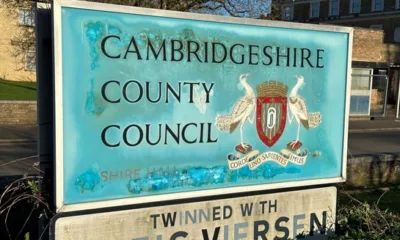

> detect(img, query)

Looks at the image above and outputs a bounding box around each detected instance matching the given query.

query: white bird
[287,75,322,147]
[215,74,256,150]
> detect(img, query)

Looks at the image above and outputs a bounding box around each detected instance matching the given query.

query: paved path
[349,119,400,133]
[0,142,38,177]
[0,121,400,177]
[348,131,400,155]
[0,124,37,142]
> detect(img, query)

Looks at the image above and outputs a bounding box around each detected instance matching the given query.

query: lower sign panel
[52,187,337,240]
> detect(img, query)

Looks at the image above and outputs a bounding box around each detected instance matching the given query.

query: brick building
[0,3,36,82]
[281,0,400,118]
[281,0,400,42]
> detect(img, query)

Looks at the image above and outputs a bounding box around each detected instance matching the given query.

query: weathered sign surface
[54,0,352,211]
[52,187,337,239]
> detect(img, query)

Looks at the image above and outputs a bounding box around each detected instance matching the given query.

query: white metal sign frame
[53,0,353,213]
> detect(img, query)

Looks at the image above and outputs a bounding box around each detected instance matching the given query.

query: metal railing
[397,78,400,119]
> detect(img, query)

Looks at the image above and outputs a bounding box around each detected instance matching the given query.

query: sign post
[51,0,352,238]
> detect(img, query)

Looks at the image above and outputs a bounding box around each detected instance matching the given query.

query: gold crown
[256,81,289,97]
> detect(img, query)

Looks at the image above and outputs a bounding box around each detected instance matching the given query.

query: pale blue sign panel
[58,4,350,205]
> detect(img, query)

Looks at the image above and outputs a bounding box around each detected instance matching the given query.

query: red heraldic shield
[256,97,287,147]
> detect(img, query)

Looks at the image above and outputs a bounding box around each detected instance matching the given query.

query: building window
[394,27,400,42]
[350,0,361,14]
[372,0,384,11]
[18,9,35,27]
[329,0,340,16]
[370,24,383,29]
[282,5,294,21]
[25,51,36,71]
[310,1,320,18]
[396,0,400,9]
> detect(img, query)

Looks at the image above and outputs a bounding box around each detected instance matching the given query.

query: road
[0,125,36,141]
[347,131,400,155]
[0,131,399,178]
[0,142,38,177]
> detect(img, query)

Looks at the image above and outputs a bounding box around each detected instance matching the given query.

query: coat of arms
[255,81,288,147]
[215,74,323,171]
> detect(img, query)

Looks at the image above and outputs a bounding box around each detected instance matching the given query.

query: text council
[101,123,217,148]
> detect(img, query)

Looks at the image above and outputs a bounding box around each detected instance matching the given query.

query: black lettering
[101,80,120,103]
[162,212,177,227]
[146,124,162,145]
[147,39,166,61]
[171,40,184,61]
[240,203,253,216]
[166,82,181,103]
[171,231,188,240]
[182,123,197,144]
[202,83,214,103]
[187,41,203,62]
[317,49,324,68]
[101,35,121,59]
[274,217,289,240]
[259,201,268,214]
[223,205,232,219]
[202,227,220,240]
[183,82,200,103]
[262,46,273,65]
[199,123,204,143]
[310,212,326,235]
[213,206,221,220]
[230,44,245,64]
[123,80,143,103]
[212,43,227,63]
[293,48,297,67]
[150,214,160,229]
[249,45,259,65]
[301,48,313,68]
[146,82,162,103]
[124,36,142,59]
[101,125,120,147]
[204,42,209,63]
[165,124,181,144]
[254,220,269,240]
[123,124,143,147]
[207,123,218,143]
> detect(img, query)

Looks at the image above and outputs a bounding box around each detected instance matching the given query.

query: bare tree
[1,0,281,69]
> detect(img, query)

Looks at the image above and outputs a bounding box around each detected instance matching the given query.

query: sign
[52,187,337,239]
[53,0,353,212]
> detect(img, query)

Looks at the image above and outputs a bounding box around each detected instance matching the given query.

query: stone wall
[0,101,36,124]
[0,5,36,82]
[346,153,400,189]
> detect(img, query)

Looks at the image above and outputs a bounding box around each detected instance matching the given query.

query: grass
[0,79,36,101]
